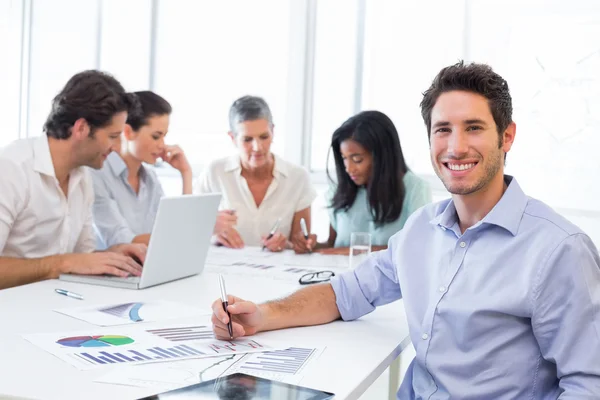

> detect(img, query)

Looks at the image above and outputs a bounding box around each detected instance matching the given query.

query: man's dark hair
[44,70,139,139]
[126,91,172,131]
[327,110,409,225]
[420,61,513,145]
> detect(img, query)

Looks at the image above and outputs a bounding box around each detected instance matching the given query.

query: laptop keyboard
[87,275,141,283]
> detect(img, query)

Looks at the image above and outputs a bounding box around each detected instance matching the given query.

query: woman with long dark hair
[293,110,431,254]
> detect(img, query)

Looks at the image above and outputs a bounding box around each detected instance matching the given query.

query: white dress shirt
[194,154,317,246]
[0,136,96,257]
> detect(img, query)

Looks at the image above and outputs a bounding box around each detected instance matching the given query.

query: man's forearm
[0,255,64,289]
[259,283,341,332]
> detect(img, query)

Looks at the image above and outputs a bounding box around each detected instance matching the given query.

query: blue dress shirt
[330,176,600,399]
[90,152,164,249]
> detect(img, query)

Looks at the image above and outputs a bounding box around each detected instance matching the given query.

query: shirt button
[439,286,446,293]
[422,333,429,340]
[440,226,446,231]
[459,241,466,248]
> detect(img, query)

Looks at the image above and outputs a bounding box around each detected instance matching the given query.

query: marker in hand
[300,218,312,253]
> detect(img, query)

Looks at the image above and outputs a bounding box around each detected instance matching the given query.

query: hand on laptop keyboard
[58,252,143,278]
[107,243,147,265]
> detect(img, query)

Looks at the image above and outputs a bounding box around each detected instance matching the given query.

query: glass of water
[349,232,371,269]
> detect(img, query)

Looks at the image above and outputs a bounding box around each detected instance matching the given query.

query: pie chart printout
[56,335,134,348]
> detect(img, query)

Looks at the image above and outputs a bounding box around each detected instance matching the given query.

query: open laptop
[60,193,221,289]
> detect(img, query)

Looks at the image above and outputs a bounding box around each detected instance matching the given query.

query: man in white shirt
[0,70,146,290]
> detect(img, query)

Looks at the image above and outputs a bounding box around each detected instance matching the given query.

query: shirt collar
[32,136,56,177]
[107,151,149,179]
[107,151,127,177]
[224,153,289,178]
[33,135,85,187]
[430,175,528,236]
[224,154,241,173]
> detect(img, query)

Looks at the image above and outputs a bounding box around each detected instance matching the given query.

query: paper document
[205,263,326,284]
[207,246,349,268]
[95,354,242,390]
[95,346,325,391]
[224,346,323,384]
[54,300,209,326]
[206,246,287,265]
[284,253,349,269]
[23,323,277,370]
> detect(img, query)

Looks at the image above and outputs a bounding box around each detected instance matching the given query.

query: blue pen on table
[300,217,312,253]
[218,274,233,339]
[55,288,84,300]
[262,217,282,251]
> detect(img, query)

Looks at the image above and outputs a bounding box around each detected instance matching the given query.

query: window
[0,0,24,146]
[99,0,152,91]
[466,0,600,211]
[153,0,292,168]
[360,0,465,176]
[309,0,360,172]
[27,0,99,137]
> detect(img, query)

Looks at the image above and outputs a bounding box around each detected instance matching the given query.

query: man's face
[429,90,514,196]
[78,112,128,169]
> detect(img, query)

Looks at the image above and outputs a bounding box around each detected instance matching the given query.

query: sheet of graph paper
[94,346,325,390]
[23,323,277,370]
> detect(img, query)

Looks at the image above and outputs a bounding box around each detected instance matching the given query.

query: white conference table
[0,256,410,400]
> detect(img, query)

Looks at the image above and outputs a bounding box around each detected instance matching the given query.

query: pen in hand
[262,217,282,251]
[300,218,312,253]
[218,274,233,339]
[55,288,84,300]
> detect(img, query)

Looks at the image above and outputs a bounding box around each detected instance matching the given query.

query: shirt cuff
[330,270,376,321]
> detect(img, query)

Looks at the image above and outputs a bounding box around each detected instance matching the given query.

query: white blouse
[194,154,317,246]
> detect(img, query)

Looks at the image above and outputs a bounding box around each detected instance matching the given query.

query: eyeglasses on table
[299,270,335,285]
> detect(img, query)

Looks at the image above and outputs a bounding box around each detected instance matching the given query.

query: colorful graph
[208,340,263,354]
[147,326,214,342]
[72,344,207,366]
[57,335,134,348]
[99,302,144,322]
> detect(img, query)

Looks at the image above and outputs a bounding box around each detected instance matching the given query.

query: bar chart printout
[223,347,324,384]
[146,326,214,342]
[71,343,208,368]
[93,347,325,389]
[208,340,264,354]
[23,324,278,371]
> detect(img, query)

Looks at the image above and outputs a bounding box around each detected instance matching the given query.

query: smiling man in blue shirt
[210,61,600,399]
